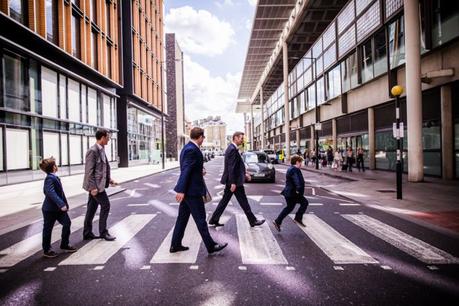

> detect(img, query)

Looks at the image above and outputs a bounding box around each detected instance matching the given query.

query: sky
[164,0,257,134]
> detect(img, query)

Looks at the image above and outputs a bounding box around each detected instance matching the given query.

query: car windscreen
[264,150,274,154]
[244,153,268,163]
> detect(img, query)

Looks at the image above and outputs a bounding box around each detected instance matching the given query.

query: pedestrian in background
[272,155,308,231]
[40,157,77,258]
[346,147,354,172]
[333,149,342,171]
[82,129,118,242]
[356,147,365,172]
[327,147,334,168]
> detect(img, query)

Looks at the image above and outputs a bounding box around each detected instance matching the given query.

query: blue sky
[164,0,257,134]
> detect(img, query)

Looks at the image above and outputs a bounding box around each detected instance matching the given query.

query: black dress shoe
[169,245,190,253]
[209,221,224,227]
[208,243,228,254]
[83,233,98,240]
[101,233,116,241]
[60,245,78,253]
[272,220,281,232]
[294,218,306,227]
[43,250,58,258]
[250,219,265,227]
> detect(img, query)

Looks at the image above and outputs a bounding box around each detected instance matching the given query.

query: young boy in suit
[40,157,77,258]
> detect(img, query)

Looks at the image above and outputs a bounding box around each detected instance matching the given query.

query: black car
[242,151,276,183]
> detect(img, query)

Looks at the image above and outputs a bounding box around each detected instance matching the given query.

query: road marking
[214,215,232,231]
[309,203,323,206]
[144,183,161,188]
[93,266,104,270]
[339,203,360,206]
[427,265,439,270]
[129,189,136,197]
[343,214,459,264]
[189,265,199,270]
[140,265,151,270]
[286,266,296,271]
[44,267,57,272]
[127,204,150,207]
[381,265,392,270]
[247,196,263,202]
[236,214,288,265]
[168,203,180,206]
[238,266,247,271]
[290,214,378,265]
[0,216,88,268]
[333,266,344,271]
[270,190,282,194]
[59,214,155,266]
[151,215,208,264]
[311,188,316,196]
[260,202,282,206]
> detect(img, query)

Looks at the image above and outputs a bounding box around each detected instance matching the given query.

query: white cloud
[215,0,234,7]
[165,6,235,57]
[248,0,257,6]
[245,19,252,31]
[182,55,244,134]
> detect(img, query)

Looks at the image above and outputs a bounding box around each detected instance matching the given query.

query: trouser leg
[96,191,111,235]
[42,211,57,252]
[233,186,257,224]
[275,197,296,225]
[56,212,72,248]
[83,193,98,237]
[171,200,191,248]
[187,197,216,252]
[209,185,233,223]
[295,196,309,220]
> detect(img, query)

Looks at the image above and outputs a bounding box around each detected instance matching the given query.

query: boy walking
[40,157,77,258]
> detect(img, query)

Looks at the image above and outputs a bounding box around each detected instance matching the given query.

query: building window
[81,85,87,123]
[59,75,67,119]
[106,44,112,78]
[9,0,26,24]
[88,87,98,126]
[307,85,315,110]
[361,39,373,83]
[341,52,358,92]
[106,1,111,37]
[388,16,405,69]
[91,31,98,69]
[317,77,325,104]
[41,66,58,118]
[102,94,111,128]
[3,54,29,111]
[61,133,69,165]
[432,0,459,47]
[72,14,81,59]
[90,0,97,22]
[69,135,82,164]
[43,132,60,165]
[45,0,58,44]
[373,29,387,77]
[68,79,80,122]
[71,0,80,7]
[326,65,341,100]
[6,128,30,170]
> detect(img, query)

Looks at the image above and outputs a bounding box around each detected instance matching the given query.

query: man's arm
[44,177,67,209]
[84,150,98,192]
[174,149,197,194]
[292,169,305,195]
[226,148,238,185]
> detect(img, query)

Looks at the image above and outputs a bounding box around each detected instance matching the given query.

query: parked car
[263,149,277,164]
[242,151,275,183]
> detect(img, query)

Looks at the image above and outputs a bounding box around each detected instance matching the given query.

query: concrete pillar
[332,118,337,150]
[404,0,424,182]
[441,85,454,179]
[260,87,265,149]
[310,125,315,151]
[368,107,376,169]
[283,41,290,160]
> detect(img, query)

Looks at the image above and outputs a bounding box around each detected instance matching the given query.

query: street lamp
[391,85,404,199]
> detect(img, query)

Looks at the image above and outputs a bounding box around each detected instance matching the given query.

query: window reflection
[388,16,405,69]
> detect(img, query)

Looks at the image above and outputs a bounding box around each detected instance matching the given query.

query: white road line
[342,214,459,264]
[339,203,360,206]
[127,204,150,207]
[318,195,353,203]
[236,214,288,265]
[260,203,282,206]
[59,214,155,266]
[214,215,232,231]
[247,196,263,202]
[189,265,199,270]
[93,266,104,270]
[140,265,151,270]
[311,188,316,196]
[270,190,283,194]
[168,203,180,206]
[309,203,323,206]
[333,266,344,271]
[381,265,392,270]
[286,266,296,271]
[151,215,207,264]
[0,216,88,268]
[238,266,247,271]
[290,214,378,265]
[44,267,57,272]
[144,183,161,188]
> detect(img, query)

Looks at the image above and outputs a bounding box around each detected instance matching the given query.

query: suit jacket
[174,142,206,197]
[281,166,305,197]
[42,174,68,211]
[82,144,111,192]
[220,144,245,186]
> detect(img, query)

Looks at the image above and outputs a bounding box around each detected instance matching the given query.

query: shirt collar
[190,140,200,148]
[232,142,239,149]
[96,143,104,150]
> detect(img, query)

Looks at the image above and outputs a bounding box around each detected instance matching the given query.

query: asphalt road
[0,157,458,305]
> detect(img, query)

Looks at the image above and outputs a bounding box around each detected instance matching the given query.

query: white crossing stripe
[151,215,208,264]
[342,214,459,264]
[247,196,263,202]
[144,183,161,188]
[290,214,378,265]
[260,203,282,206]
[127,204,150,207]
[339,203,360,206]
[60,214,155,265]
[44,267,57,272]
[0,216,88,268]
[236,214,288,265]
[309,203,323,206]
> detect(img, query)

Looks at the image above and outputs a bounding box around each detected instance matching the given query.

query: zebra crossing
[0,212,458,272]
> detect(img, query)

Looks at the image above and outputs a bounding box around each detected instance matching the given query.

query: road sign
[315,123,322,130]
[392,122,404,138]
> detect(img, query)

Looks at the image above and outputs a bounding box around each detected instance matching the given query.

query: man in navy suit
[209,131,264,227]
[171,127,227,254]
[272,155,309,231]
[40,157,77,258]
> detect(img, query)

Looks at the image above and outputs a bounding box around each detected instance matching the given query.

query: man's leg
[96,191,111,236]
[83,194,98,237]
[42,211,57,252]
[57,212,72,248]
[209,185,233,224]
[171,200,191,248]
[233,186,257,224]
[295,195,309,221]
[187,197,216,252]
[275,197,296,225]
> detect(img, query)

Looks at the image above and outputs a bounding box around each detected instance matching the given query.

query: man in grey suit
[82,129,118,241]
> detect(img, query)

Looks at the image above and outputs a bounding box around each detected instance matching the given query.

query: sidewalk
[0,161,180,218]
[290,163,459,234]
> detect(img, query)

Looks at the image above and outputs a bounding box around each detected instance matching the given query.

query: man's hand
[109,179,119,187]
[61,206,68,212]
[202,168,207,176]
[90,189,98,196]
[176,192,185,203]
[230,184,237,193]
[245,173,252,182]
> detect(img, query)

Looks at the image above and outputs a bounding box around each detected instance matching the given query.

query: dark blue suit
[42,174,72,252]
[171,142,216,252]
[275,166,309,225]
[209,144,257,225]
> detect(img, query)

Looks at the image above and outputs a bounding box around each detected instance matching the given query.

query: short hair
[232,131,244,140]
[95,128,110,140]
[290,155,304,165]
[190,127,205,140]
[40,157,56,174]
